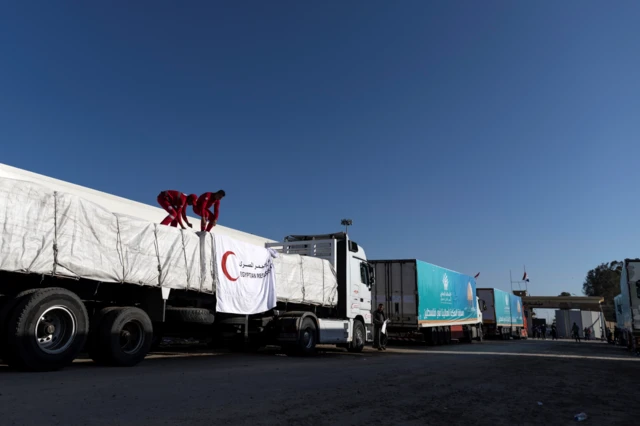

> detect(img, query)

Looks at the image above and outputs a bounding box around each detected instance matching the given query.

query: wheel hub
[35,306,77,355]
[44,323,56,335]
[120,321,144,355]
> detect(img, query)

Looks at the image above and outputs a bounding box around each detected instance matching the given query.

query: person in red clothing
[193,190,225,232]
[157,190,198,229]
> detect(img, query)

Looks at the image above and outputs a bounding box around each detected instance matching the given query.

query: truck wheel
[348,320,365,353]
[424,328,438,346]
[297,317,317,355]
[165,307,215,325]
[5,288,89,371]
[93,307,153,367]
[87,307,121,364]
[0,289,40,361]
[443,326,451,345]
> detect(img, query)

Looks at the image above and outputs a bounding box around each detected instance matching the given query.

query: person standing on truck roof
[193,190,225,232]
[157,190,198,229]
[373,304,387,351]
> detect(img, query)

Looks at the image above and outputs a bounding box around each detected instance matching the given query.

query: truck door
[349,255,372,323]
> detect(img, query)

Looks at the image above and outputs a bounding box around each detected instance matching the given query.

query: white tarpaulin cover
[214,234,277,314]
[0,178,214,293]
[0,177,339,310]
[272,254,338,307]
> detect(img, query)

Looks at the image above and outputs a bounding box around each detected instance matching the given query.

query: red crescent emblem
[221,251,238,281]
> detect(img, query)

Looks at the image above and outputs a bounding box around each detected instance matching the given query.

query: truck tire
[443,326,451,345]
[297,317,317,355]
[92,307,153,367]
[165,307,215,325]
[5,288,89,371]
[424,328,438,346]
[0,289,40,361]
[87,307,121,364]
[348,320,365,353]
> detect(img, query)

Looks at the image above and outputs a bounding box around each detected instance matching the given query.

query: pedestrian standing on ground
[551,324,557,340]
[572,322,581,342]
[541,324,547,340]
[373,303,387,351]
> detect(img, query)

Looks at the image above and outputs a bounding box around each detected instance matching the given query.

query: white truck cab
[266,232,374,352]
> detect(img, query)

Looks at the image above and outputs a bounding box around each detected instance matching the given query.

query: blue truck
[371,259,484,345]
[477,288,524,339]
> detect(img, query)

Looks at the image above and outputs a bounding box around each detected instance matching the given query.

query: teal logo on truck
[417,261,478,324]
[440,273,452,304]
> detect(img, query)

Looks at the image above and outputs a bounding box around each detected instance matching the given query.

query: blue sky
[1,2,639,298]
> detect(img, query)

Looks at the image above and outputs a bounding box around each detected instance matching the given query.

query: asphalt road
[1,339,638,426]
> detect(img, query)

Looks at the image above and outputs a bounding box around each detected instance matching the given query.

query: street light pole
[340,219,352,235]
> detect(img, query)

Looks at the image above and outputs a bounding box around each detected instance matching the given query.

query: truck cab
[266,232,374,351]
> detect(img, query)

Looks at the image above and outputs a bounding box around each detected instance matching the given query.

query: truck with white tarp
[0,175,373,371]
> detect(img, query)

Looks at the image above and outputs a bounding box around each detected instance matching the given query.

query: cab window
[360,262,369,284]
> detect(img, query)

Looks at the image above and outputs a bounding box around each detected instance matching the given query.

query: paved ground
[1,339,638,426]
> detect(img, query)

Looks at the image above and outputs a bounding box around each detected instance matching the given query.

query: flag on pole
[522,272,529,282]
[474,272,480,279]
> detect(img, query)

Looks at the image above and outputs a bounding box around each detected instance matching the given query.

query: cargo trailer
[618,259,640,352]
[371,259,483,345]
[476,288,523,339]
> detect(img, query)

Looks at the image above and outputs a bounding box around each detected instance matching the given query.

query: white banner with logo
[214,234,277,315]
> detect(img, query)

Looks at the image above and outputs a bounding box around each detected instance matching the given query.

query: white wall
[0,163,276,247]
[556,309,603,339]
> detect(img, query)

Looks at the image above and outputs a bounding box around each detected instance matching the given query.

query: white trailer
[0,176,373,371]
[618,259,640,351]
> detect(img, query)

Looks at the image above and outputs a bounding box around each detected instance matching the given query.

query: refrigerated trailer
[0,177,373,371]
[477,288,524,339]
[371,259,483,345]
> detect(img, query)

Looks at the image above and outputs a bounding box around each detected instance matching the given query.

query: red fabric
[157,190,188,227]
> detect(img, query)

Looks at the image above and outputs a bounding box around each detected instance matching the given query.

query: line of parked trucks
[0,169,526,372]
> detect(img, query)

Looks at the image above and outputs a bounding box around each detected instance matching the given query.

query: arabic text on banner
[214,234,277,315]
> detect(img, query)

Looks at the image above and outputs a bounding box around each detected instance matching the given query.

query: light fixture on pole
[341,219,352,235]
